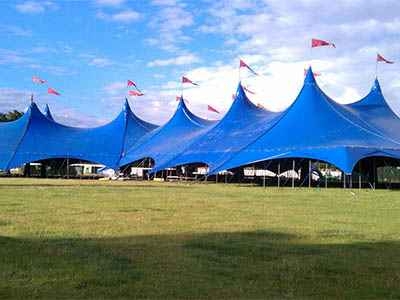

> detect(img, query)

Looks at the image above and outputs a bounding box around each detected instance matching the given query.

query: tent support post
[66,158,70,179]
[325,164,328,189]
[373,158,377,189]
[308,160,311,188]
[277,162,281,188]
[292,159,295,189]
[216,173,218,184]
[349,173,353,189]
[343,172,346,189]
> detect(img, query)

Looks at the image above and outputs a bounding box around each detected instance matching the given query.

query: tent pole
[216,173,218,184]
[359,161,362,190]
[308,160,311,188]
[325,163,328,189]
[66,158,70,179]
[373,158,376,189]
[343,172,346,189]
[277,162,281,188]
[292,159,295,189]
[350,173,353,189]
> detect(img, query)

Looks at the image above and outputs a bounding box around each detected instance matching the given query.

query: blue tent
[0,99,156,170]
[210,68,400,175]
[346,79,400,143]
[43,104,54,121]
[119,97,216,169]
[151,84,281,173]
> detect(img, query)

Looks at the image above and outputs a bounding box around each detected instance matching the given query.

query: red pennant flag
[182,76,199,86]
[207,105,220,114]
[243,86,255,95]
[47,87,60,96]
[239,59,259,76]
[304,69,321,76]
[377,53,394,64]
[176,96,189,103]
[257,103,266,109]
[32,76,46,84]
[129,90,144,96]
[127,80,137,87]
[311,38,335,48]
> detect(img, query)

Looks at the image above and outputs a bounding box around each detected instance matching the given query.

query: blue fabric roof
[0,99,156,170]
[151,84,281,173]
[43,104,54,121]
[119,97,216,168]
[211,68,400,174]
[346,79,400,143]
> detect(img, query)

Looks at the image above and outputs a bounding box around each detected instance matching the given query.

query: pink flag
[129,90,144,96]
[377,53,394,64]
[243,86,255,95]
[176,96,181,101]
[311,38,335,48]
[257,103,266,109]
[47,87,60,96]
[304,69,321,76]
[182,76,199,86]
[127,80,137,87]
[32,76,46,84]
[207,105,220,114]
[239,59,258,76]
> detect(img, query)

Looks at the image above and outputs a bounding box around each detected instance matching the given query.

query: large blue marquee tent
[0,99,156,170]
[119,97,215,169]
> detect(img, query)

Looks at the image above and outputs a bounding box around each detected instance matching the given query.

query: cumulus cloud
[96,9,141,23]
[95,0,126,7]
[15,1,56,14]
[147,54,200,67]
[146,2,194,52]
[0,25,32,37]
[88,57,114,67]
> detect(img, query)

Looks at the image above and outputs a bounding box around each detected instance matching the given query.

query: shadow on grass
[1,231,399,299]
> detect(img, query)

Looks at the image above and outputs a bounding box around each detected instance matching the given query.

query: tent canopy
[120,97,216,168]
[0,99,156,170]
[152,83,282,173]
[211,68,400,174]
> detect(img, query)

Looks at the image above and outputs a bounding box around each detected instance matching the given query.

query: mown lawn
[0,178,399,299]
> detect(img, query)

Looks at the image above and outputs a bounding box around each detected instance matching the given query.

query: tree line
[0,110,23,122]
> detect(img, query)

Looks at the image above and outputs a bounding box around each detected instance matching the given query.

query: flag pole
[180,76,183,98]
[375,54,378,78]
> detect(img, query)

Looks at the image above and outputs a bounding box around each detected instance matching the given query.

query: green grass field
[0,178,400,299]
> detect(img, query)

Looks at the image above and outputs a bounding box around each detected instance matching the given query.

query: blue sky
[1,0,400,126]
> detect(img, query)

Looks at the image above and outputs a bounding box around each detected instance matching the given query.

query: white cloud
[96,9,141,23]
[88,57,113,67]
[0,25,32,37]
[95,0,126,6]
[15,1,56,14]
[146,3,194,52]
[103,81,126,95]
[148,54,200,67]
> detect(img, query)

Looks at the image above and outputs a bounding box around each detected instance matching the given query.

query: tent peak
[44,104,54,121]
[372,78,382,93]
[304,67,316,85]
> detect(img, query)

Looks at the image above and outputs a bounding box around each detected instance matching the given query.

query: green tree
[0,110,23,122]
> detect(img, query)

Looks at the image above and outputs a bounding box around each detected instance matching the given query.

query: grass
[0,178,400,299]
